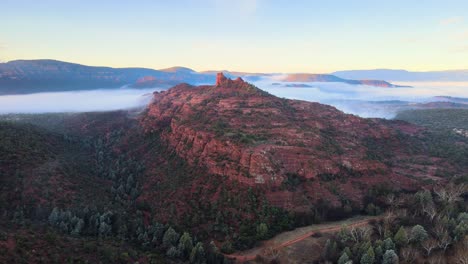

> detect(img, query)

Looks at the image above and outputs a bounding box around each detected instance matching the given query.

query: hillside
[395,109,468,131]
[0,60,213,94]
[141,73,467,211]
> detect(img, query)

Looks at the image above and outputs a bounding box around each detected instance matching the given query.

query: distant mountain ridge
[279,73,405,87]
[0,59,404,94]
[333,69,468,82]
[0,60,214,94]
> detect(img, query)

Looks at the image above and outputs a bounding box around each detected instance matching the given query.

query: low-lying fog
[0,88,161,114]
[0,81,467,119]
[254,80,468,118]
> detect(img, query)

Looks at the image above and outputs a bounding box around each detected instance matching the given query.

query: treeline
[45,206,229,263]
[320,183,467,264]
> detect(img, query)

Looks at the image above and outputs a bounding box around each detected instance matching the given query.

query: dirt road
[226,215,378,263]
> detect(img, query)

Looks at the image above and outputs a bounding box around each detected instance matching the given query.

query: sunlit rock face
[141,73,447,210]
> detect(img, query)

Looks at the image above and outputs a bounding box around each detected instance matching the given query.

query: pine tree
[394,227,408,247]
[256,223,269,240]
[375,245,383,261]
[190,242,205,264]
[71,219,84,236]
[342,247,352,259]
[383,238,395,251]
[221,240,234,254]
[59,221,69,233]
[48,207,60,226]
[360,246,375,264]
[162,227,180,248]
[98,221,111,237]
[166,246,181,258]
[338,252,350,264]
[178,232,194,257]
[382,250,399,264]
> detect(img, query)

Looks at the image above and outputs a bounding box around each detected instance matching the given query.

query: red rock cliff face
[141,74,441,209]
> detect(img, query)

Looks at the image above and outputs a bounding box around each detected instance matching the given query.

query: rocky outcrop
[141,73,446,210]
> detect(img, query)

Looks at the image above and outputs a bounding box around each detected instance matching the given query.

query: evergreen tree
[221,240,234,254]
[360,246,375,264]
[338,252,350,264]
[59,221,69,233]
[190,242,206,264]
[162,227,180,248]
[383,238,395,251]
[71,219,84,236]
[410,225,428,244]
[98,221,112,237]
[342,247,352,260]
[454,221,468,241]
[394,227,408,248]
[166,246,181,258]
[206,241,224,264]
[374,245,383,261]
[256,223,268,240]
[178,232,194,257]
[48,207,60,226]
[382,250,399,264]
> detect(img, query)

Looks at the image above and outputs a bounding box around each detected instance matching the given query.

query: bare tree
[373,222,385,239]
[349,226,372,243]
[434,183,466,205]
[386,193,402,211]
[423,203,438,222]
[261,241,281,264]
[400,247,418,264]
[422,238,439,256]
[454,249,468,264]
[434,226,452,252]
[427,253,446,264]
[383,210,396,226]
[453,237,468,264]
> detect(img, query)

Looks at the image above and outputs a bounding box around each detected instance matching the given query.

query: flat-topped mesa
[215,72,247,89]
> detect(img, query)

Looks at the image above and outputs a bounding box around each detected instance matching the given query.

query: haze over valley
[1,60,468,118]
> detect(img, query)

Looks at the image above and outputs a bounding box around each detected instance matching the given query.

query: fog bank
[0,88,161,114]
[1,81,468,119]
[253,78,468,118]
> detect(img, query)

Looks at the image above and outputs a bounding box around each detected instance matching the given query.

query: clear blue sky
[1,0,467,72]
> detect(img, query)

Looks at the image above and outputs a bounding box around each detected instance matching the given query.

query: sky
[1,0,467,73]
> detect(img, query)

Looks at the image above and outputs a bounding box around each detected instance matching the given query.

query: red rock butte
[215,72,248,89]
[141,74,452,211]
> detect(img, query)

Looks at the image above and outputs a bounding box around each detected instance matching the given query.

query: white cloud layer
[0,88,160,114]
[1,81,468,119]
[253,77,468,118]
